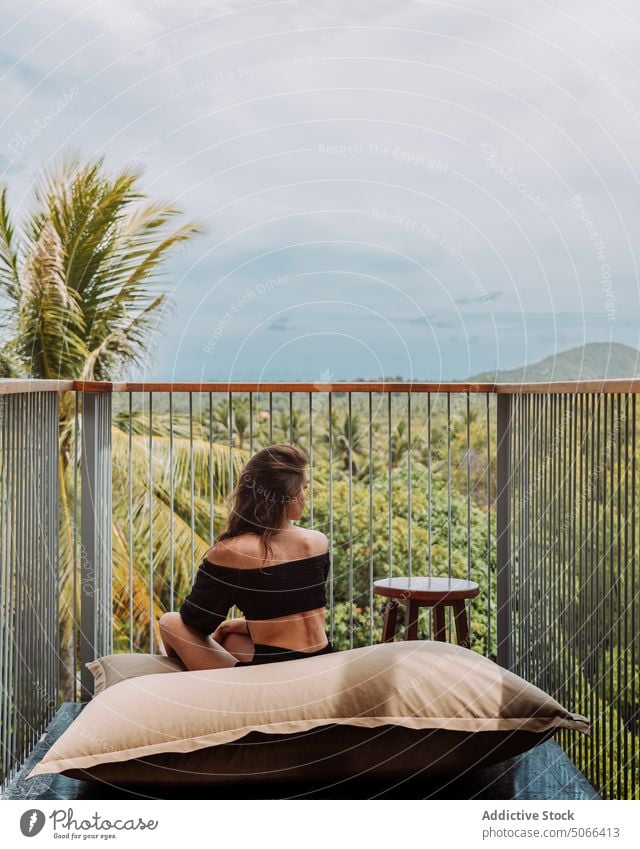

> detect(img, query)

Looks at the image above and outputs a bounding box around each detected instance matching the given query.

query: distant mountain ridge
[465,343,640,383]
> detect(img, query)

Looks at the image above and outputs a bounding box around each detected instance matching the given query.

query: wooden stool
[373,577,480,648]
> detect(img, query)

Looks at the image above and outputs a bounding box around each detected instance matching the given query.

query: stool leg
[453,600,471,648]
[382,599,399,643]
[404,600,420,641]
[433,604,446,641]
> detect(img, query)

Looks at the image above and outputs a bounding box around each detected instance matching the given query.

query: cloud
[454,289,503,304]
[267,315,292,332]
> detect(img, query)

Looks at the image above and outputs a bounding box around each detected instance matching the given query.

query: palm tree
[390,418,409,466]
[320,409,368,476]
[212,396,252,448]
[0,152,229,698]
[275,405,307,447]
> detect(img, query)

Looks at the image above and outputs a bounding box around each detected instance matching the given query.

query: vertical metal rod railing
[308,391,314,527]
[517,394,526,676]
[485,393,490,657]
[368,391,373,645]
[328,390,334,643]
[617,392,630,798]
[79,390,112,701]
[562,392,573,759]
[387,392,392,581]
[169,392,175,610]
[148,392,154,652]
[552,394,557,698]
[529,393,537,681]
[24,394,33,749]
[1,397,14,784]
[543,393,549,685]
[609,393,617,796]
[51,393,59,731]
[128,393,134,646]
[572,391,580,769]
[509,387,639,800]
[447,392,452,588]
[563,391,570,697]
[348,392,353,649]
[550,393,556,683]
[407,391,412,582]
[0,389,60,793]
[631,394,637,798]
[208,392,214,543]
[72,391,79,701]
[527,394,535,684]
[190,392,196,590]
[496,392,513,671]
[596,392,603,782]
[556,394,565,749]
[289,392,293,444]
[589,392,597,787]
[14,396,23,766]
[249,391,254,457]
[514,394,520,671]
[466,393,471,629]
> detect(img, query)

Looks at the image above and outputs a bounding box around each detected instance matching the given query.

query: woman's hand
[211,618,249,643]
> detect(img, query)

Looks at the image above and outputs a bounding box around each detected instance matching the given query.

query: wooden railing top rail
[91,379,640,394]
[492,379,640,394]
[107,381,497,393]
[3,378,640,394]
[0,379,75,395]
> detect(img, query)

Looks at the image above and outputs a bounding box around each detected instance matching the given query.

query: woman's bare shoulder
[205,534,263,568]
[284,527,329,556]
[206,529,328,568]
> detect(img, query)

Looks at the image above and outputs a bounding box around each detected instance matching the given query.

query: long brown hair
[216,443,308,564]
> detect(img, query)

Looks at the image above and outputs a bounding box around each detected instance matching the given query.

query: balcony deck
[4,703,600,801]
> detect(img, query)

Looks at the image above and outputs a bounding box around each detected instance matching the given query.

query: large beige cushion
[28,641,590,785]
[86,654,186,694]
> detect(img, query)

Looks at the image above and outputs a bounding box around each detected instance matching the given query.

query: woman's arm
[179,560,237,634]
[211,616,249,643]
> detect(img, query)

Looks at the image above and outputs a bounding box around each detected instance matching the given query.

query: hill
[466,342,640,382]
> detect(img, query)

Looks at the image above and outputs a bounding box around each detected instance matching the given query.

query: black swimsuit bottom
[235,640,335,667]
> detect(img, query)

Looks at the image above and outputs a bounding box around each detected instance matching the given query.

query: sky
[2,0,640,382]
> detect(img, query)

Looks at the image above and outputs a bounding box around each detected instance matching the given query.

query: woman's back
[192,527,330,651]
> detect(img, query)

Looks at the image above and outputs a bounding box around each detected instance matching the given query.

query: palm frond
[0,343,23,377]
[80,293,169,381]
[3,150,202,381]
[0,186,20,303]
[112,213,202,297]
[111,426,249,501]
[16,221,87,378]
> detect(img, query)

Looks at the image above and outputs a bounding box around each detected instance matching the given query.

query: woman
[158,443,335,670]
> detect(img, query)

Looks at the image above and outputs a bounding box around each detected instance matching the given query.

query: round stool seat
[373,577,479,601]
[374,576,480,648]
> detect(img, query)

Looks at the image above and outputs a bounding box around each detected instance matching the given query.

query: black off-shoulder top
[179,550,330,634]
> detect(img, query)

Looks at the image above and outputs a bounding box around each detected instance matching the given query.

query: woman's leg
[220,631,255,663]
[158,612,248,670]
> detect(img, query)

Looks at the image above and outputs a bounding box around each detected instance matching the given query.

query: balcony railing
[0,378,638,799]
